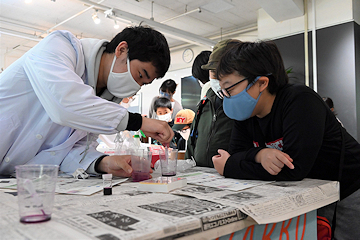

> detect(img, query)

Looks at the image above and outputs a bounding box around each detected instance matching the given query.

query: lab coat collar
[80,38,122,104]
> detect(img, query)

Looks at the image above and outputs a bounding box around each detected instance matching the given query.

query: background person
[148,79,183,119]
[0,26,174,177]
[323,96,344,126]
[192,51,211,99]
[172,109,195,150]
[212,40,360,239]
[185,39,239,167]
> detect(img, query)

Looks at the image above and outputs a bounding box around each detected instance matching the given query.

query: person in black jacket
[185,39,240,167]
[212,40,360,239]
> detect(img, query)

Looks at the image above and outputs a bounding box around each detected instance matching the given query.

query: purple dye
[162,172,176,177]
[103,187,112,195]
[132,172,150,182]
[20,214,51,223]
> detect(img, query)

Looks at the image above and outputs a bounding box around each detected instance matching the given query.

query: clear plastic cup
[15,164,59,223]
[131,149,152,182]
[159,148,178,176]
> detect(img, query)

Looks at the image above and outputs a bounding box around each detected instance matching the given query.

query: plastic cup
[159,148,178,176]
[15,164,59,223]
[131,149,152,182]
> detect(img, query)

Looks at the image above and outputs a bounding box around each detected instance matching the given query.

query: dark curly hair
[103,25,170,78]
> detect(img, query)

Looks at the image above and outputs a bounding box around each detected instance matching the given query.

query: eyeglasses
[217,77,248,99]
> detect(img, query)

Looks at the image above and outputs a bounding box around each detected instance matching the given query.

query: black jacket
[185,88,234,167]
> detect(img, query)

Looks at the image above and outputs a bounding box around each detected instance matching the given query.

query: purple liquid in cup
[20,214,51,223]
[132,172,150,182]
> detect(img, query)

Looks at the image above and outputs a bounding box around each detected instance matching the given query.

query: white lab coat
[0,30,129,175]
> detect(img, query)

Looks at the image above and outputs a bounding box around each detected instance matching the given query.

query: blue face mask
[159,90,171,99]
[223,76,262,121]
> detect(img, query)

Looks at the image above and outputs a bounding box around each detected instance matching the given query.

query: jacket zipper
[206,100,220,163]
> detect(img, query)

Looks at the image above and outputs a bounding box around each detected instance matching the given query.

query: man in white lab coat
[0,26,173,177]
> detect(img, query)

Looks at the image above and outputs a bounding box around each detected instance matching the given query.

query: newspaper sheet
[0,183,247,240]
[0,167,339,239]
[176,172,273,191]
[0,177,128,195]
[172,178,339,224]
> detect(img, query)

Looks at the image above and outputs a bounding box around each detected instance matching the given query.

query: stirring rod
[23,179,46,215]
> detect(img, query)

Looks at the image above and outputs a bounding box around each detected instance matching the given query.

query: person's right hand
[140,117,174,145]
[255,148,294,175]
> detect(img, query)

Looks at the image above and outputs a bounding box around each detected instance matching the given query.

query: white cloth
[0,30,129,175]
[200,81,211,99]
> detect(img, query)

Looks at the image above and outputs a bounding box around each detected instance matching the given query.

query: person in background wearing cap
[192,51,212,99]
[172,109,195,150]
[185,39,241,167]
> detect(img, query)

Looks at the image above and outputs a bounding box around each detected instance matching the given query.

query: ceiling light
[25,0,32,3]
[114,20,119,29]
[92,10,101,24]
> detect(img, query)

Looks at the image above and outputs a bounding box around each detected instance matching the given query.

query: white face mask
[198,80,204,88]
[157,113,172,122]
[179,128,191,140]
[119,102,130,108]
[107,56,140,98]
[210,78,222,98]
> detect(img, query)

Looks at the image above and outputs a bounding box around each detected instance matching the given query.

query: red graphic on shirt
[175,117,186,124]
[266,138,283,150]
[253,138,283,151]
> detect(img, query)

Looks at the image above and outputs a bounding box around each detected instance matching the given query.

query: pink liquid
[132,172,150,182]
[162,171,176,177]
[20,214,51,223]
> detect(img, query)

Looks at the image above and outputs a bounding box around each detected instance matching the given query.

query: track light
[92,10,101,24]
[114,20,119,29]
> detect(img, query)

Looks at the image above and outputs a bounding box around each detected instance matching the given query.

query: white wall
[258,0,354,40]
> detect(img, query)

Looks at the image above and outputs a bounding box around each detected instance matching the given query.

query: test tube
[102,174,113,195]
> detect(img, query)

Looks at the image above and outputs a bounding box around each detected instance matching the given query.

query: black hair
[192,51,211,84]
[103,25,170,78]
[159,79,177,94]
[216,41,288,94]
[323,97,334,109]
[154,97,172,112]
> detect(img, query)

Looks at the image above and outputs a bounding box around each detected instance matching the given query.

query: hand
[97,155,133,177]
[140,117,174,144]
[212,149,231,175]
[255,148,294,175]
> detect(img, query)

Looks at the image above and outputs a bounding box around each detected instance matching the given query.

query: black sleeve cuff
[126,112,143,131]
[95,155,108,174]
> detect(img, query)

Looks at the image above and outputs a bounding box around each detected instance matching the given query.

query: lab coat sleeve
[22,31,128,134]
[59,133,103,175]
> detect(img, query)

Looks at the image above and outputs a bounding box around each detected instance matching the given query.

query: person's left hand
[212,149,231,175]
[96,155,153,177]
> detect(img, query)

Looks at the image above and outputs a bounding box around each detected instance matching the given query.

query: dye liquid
[20,214,51,223]
[103,187,112,195]
[132,172,150,182]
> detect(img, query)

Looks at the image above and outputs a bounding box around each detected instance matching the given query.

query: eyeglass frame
[217,77,249,99]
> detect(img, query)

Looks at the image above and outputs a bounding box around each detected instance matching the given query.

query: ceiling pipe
[77,0,216,47]
[169,24,257,51]
[0,28,42,42]
[160,8,201,24]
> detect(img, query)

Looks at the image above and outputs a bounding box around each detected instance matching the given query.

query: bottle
[133,131,141,149]
[102,174,113,195]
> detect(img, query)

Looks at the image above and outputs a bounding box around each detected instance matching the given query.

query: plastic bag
[114,131,137,155]
[153,158,196,173]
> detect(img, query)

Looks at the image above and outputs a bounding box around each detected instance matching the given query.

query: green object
[201,39,235,71]
[185,88,234,167]
[139,130,146,138]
